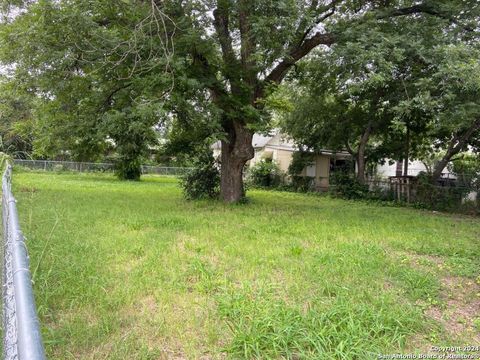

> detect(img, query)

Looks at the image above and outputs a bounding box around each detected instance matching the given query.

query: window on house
[306,164,316,177]
[330,159,353,174]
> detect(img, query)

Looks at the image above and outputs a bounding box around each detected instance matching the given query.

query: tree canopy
[281,3,480,183]
[0,0,479,198]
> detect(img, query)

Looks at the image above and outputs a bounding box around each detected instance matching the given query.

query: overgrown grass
[12,169,480,359]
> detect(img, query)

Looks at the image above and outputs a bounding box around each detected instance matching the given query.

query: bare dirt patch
[399,251,480,344]
[397,251,447,273]
[19,186,38,193]
[426,275,480,343]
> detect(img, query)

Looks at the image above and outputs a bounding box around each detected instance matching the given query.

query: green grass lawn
[11,169,480,359]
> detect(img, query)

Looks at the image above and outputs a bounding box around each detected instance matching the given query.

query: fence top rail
[14,159,114,166]
[2,163,47,360]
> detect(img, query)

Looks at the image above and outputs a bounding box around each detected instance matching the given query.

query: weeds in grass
[12,170,480,359]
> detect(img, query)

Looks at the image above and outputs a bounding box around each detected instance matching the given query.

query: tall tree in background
[0,0,175,177]
[282,7,479,184]
[280,37,403,184]
[0,78,36,157]
[423,45,480,182]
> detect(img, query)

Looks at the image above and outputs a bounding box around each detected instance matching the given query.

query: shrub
[289,175,315,192]
[102,106,158,181]
[368,183,395,201]
[330,172,368,199]
[283,151,317,192]
[449,154,480,190]
[180,147,220,200]
[114,155,142,180]
[288,151,315,177]
[248,159,282,188]
[414,173,468,211]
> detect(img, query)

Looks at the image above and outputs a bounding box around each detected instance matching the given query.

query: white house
[375,159,455,179]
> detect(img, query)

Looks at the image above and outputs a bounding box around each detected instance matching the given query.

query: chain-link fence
[14,159,114,173]
[13,159,192,176]
[2,162,46,360]
[139,165,192,176]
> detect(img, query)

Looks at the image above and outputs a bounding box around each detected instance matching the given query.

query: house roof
[212,130,351,157]
[211,130,278,150]
[252,133,275,148]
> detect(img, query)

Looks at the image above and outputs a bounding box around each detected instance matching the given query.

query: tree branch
[264,32,335,85]
[378,3,475,32]
[259,2,475,101]
[238,0,257,91]
[295,0,340,47]
[344,139,355,156]
[101,83,132,110]
[261,1,342,91]
[213,3,241,92]
[191,49,228,102]
[432,118,480,180]
[213,7,235,62]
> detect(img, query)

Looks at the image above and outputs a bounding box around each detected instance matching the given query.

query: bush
[248,160,282,188]
[449,154,480,190]
[114,156,142,180]
[289,175,315,192]
[330,172,368,199]
[288,151,315,176]
[103,106,158,181]
[180,148,220,200]
[368,183,395,201]
[282,151,317,192]
[414,173,468,211]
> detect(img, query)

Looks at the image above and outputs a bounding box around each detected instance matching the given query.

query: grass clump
[218,284,422,359]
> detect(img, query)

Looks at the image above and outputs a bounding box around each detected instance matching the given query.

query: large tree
[0,0,172,176]
[282,5,479,184]
[170,0,479,202]
[280,37,403,184]
[424,45,480,181]
[1,0,478,200]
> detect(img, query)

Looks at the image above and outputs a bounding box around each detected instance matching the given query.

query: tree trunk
[431,157,450,182]
[356,123,372,185]
[403,125,410,176]
[431,118,480,183]
[356,153,366,185]
[396,160,403,176]
[220,122,254,203]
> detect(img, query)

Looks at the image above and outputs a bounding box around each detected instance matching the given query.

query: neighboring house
[213,130,463,188]
[212,130,351,190]
[213,130,465,191]
[375,159,455,180]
